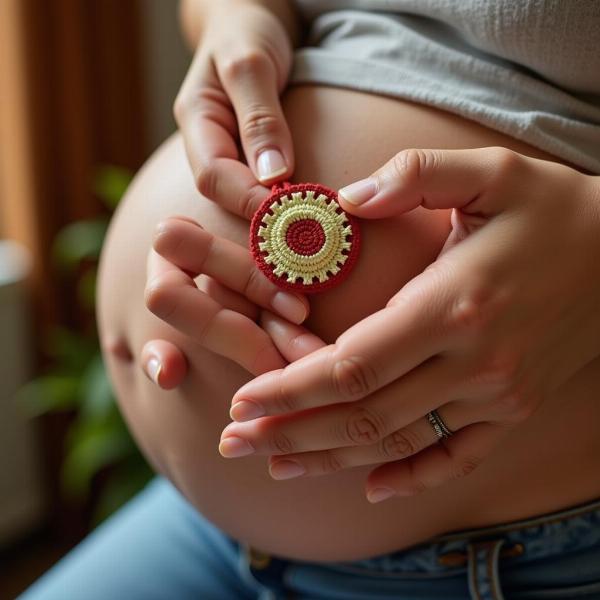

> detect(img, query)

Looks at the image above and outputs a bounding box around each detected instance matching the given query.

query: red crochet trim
[249,182,361,294]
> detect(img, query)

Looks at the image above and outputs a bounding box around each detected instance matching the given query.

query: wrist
[248,0,302,47]
[179,0,301,50]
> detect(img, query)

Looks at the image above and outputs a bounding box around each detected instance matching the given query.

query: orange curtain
[0,0,149,543]
[0,0,147,330]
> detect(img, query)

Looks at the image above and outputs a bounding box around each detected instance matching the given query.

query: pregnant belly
[98,85,600,562]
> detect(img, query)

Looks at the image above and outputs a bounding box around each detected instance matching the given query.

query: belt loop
[467,539,506,600]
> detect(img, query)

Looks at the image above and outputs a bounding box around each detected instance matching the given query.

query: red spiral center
[285,219,326,256]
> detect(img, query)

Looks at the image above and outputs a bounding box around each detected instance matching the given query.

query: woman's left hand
[220,147,600,503]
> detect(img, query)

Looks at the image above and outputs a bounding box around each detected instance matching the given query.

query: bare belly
[97,85,600,562]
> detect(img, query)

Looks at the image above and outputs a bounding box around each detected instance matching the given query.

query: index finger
[145,250,286,375]
[175,50,269,220]
[153,216,309,324]
[230,268,457,417]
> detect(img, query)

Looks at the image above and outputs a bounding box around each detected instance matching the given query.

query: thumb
[337,147,525,219]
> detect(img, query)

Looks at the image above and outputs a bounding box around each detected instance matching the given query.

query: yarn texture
[250,182,361,294]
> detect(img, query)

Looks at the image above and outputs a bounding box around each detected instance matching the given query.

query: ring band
[427,409,454,440]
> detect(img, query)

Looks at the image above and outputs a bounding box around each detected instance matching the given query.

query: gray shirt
[291,0,600,173]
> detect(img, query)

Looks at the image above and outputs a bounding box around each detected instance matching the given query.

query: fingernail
[338,178,377,206]
[272,292,307,324]
[230,400,265,422]
[366,487,395,504]
[145,357,162,386]
[257,149,287,182]
[269,459,306,480]
[219,436,255,458]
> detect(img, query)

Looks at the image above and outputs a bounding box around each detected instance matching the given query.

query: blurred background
[0,2,190,596]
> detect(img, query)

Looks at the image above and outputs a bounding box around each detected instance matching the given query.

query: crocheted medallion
[250,182,361,294]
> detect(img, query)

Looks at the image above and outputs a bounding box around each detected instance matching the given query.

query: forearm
[179,0,302,50]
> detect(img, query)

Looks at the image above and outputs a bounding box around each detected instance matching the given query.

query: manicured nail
[145,357,162,386]
[338,178,377,206]
[272,292,307,324]
[269,459,306,480]
[257,149,287,182]
[219,436,255,458]
[366,487,395,504]
[230,400,265,422]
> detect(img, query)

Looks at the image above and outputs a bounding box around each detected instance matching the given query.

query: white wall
[0,242,42,547]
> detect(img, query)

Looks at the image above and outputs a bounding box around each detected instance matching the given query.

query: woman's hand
[140,0,299,385]
[174,0,298,218]
[219,147,600,503]
[142,217,317,384]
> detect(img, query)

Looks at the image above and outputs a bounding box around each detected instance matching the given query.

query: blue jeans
[20,478,600,600]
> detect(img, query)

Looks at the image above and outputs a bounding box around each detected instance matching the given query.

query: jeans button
[249,546,272,569]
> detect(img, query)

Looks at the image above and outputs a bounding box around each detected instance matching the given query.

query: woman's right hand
[142,217,316,388]
[174,0,297,219]
[140,0,300,387]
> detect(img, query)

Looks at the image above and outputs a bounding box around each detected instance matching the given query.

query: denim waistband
[331,495,600,576]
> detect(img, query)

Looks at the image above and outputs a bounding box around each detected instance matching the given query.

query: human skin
[217,147,600,502]
[98,84,600,562]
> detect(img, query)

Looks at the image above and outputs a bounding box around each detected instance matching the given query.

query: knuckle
[284,333,308,358]
[391,148,439,191]
[380,428,420,460]
[243,265,267,300]
[185,87,232,125]
[496,389,523,414]
[495,384,538,423]
[240,184,267,221]
[448,289,492,334]
[320,450,345,474]
[196,160,219,200]
[153,219,182,255]
[343,407,387,446]
[470,349,521,390]
[240,109,280,142]
[175,86,232,131]
[144,272,181,317]
[269,430,294,455]
[453,456,481,480]
[447,283,509,336]
[220,50,270,82]
[332,356,377,400]
[488,146,523,183]
[274,371,298,414]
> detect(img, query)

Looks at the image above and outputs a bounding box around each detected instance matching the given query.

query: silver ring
[427,409,454,440]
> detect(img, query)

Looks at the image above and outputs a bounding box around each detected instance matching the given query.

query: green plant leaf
[16,375,80,416]
[43,326,98,374]
[52,219,109,270]
[62,416,135,498]
[77,266,98,311]
[93,165,132,210]
[78,354,115,422]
